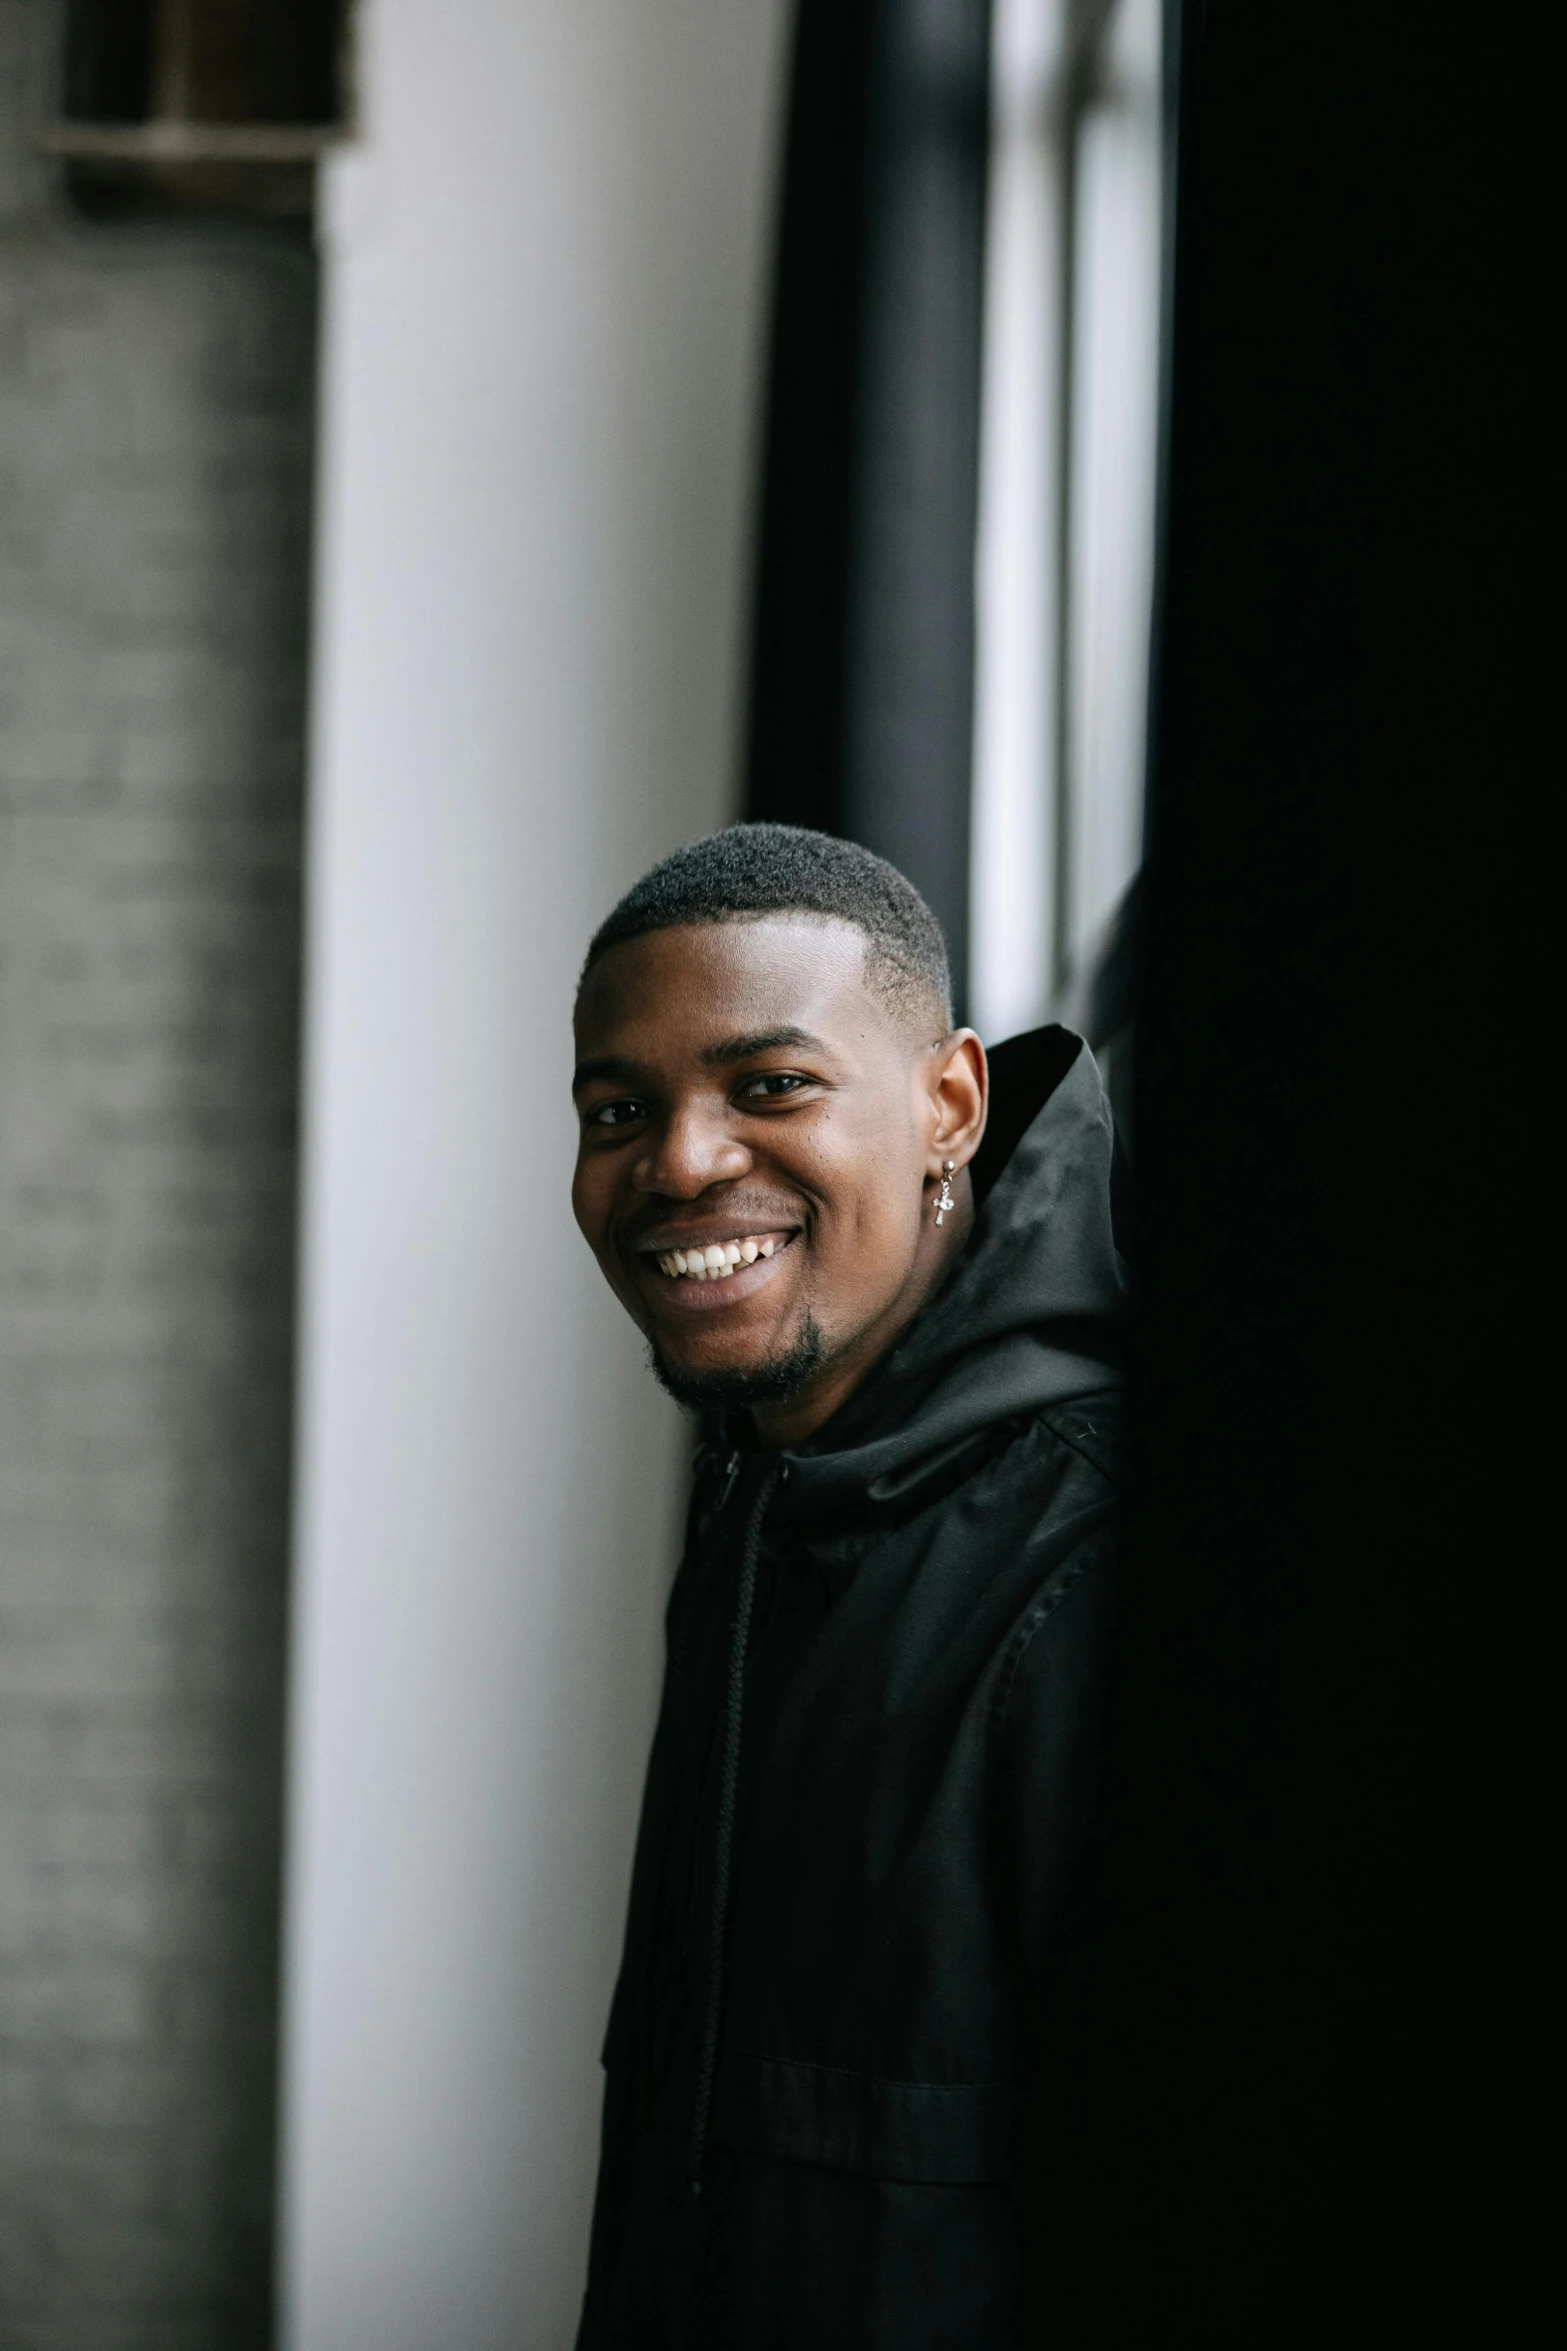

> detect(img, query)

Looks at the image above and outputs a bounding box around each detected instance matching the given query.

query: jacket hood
[753,1026,1128,1538]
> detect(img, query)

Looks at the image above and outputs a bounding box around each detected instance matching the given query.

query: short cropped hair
[580,823,953,1030]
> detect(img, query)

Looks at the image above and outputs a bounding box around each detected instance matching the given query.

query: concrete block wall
[0,7,313,2343]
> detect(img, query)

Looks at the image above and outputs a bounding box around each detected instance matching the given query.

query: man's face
[571,914,984,1436]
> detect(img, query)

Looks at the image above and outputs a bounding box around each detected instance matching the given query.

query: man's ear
[927,1031,988,1173]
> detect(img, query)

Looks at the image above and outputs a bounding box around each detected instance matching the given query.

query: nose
[632,1100,750,1198]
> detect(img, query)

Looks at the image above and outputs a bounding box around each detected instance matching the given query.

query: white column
[970,0,1162,1033]
[278,6,790,2345]
[1066,0,1162,963]
[969,0,1067,1043]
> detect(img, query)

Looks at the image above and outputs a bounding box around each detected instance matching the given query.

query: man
[571,823,1126,2348]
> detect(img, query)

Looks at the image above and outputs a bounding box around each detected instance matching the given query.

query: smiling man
[571,824,1126,2350]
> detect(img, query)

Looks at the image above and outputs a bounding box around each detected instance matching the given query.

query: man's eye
[589,1099,645,1128]
[738,1072,810,1101]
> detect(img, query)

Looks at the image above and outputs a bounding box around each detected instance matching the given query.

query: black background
[1057,4,1547,2339]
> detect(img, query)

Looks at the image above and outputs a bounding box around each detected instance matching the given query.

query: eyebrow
[571,1054,646,1095]
[571,1026,828,1095]
[700,1025,826,1068]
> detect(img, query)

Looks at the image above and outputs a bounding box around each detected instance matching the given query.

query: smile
[654,1233,791,1282]
[631,1227,801,1305]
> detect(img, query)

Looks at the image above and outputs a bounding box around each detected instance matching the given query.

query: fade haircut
[580,823,953,1032]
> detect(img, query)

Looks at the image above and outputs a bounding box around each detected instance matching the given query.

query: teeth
[657,1235,787,1280]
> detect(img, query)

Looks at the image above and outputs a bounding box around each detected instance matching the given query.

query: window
[969,0,1164,1041]
[47,0,352,219]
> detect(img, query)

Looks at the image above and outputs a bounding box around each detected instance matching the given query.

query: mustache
[624,1193,807,1246]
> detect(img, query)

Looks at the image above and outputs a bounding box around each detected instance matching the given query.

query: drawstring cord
[688,1461,781,2196]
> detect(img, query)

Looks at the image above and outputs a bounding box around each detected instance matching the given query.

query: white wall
[278,6,791,2345]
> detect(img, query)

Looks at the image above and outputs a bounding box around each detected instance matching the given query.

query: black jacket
[577,1029,1127,2350]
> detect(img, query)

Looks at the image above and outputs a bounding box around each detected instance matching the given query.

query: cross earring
[934,1161,956,1225]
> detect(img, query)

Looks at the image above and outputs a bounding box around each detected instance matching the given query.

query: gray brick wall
[1,8,313,2343]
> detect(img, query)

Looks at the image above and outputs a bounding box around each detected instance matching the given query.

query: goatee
[649,1315,826,1414]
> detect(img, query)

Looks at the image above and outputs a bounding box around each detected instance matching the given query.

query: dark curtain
[743,0,993,1016]
[1052,3,1544,2341]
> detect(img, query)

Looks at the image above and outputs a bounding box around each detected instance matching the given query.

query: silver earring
[934,1161,956,1225]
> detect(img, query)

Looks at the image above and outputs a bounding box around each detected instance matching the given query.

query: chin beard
[649,1315,826,1414]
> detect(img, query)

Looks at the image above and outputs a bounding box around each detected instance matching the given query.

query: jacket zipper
[687,1458,783,2197]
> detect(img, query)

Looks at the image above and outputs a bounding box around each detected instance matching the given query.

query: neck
[747,1172,976,1450]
